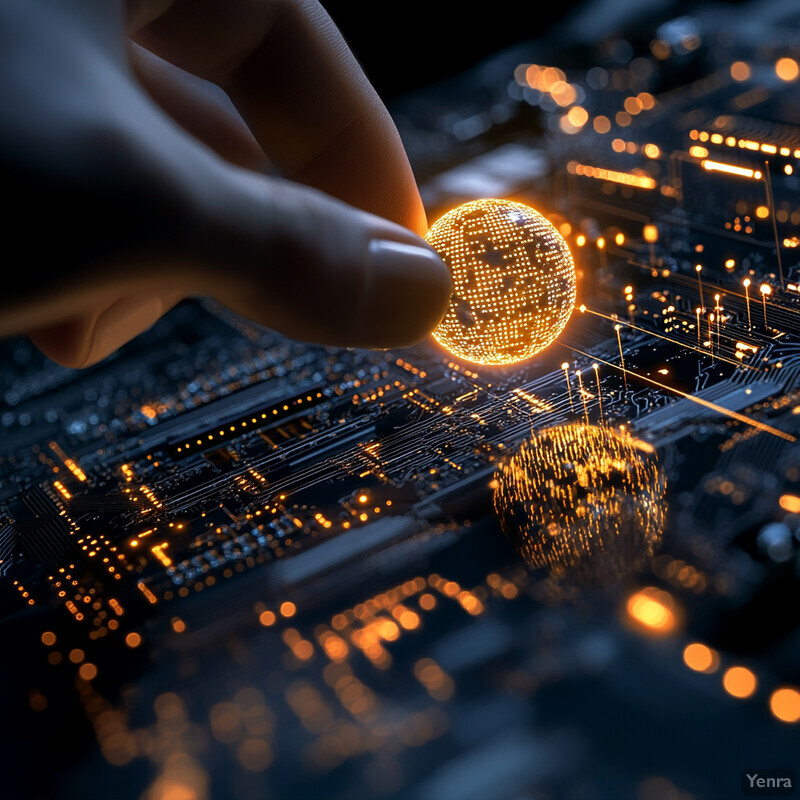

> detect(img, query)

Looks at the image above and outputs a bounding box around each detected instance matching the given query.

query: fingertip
[353,238,452,347]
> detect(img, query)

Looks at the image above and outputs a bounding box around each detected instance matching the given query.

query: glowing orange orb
[426,199,576,366]
[493,424,666,585]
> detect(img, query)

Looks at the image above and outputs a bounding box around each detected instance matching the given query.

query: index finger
[132,0,428,235]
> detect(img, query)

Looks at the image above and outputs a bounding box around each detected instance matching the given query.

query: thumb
[189,167,452,350]
[14,123,451,367]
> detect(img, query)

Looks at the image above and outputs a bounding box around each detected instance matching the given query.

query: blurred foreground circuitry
[2,1,800,797]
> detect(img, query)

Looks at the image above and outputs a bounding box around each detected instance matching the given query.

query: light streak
[743,279,752,329]
[53,481,71,500]
[561,362,574,410]
[695,264,705,310]
[615,325,627,390]
[562,346,795,442]
[570,162,657,189]
[701,160,762,179]
[575,371,590,424]
[764,162,785,289]
[761,284,772,329]
[592,363,604,422]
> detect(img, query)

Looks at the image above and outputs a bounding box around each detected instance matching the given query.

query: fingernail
[362,239,452,346]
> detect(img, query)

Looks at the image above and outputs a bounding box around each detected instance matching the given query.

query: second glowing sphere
[426,199,576,366]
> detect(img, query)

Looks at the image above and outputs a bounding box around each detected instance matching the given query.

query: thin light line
[560,345,795,442]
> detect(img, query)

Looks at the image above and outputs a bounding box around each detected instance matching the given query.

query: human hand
[0,0,451,367]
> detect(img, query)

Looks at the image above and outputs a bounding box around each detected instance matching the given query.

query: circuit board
[2,1,800,798]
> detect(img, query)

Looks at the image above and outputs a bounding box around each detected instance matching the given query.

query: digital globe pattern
[426,199,576,366]
[493,423,666,585]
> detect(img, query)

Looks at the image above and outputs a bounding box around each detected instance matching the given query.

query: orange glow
[151,543,172,567]
[137,581,158,604]
[570,162,656,189]
[53,481,72,500]
[64,459,87,482]
[779,494,800,513]
[683,642,719,673]
[259,610,276,627]
[68,648,84,664]
[280,601,296,618]
[626,587,677,634]
[593,115,611,134]
[643,143,660,159]
[769,687,800,723]
[689,145,709,158]
[567,105,589,128]
[171,617,186,634]
[638,92,655,110]
[702,160,762,179]
[730,61,751,81]
[755,205,769,219]
[643,224,659,243]
[41,631,56,646]
[427,199,576,366]
[615,232,625,246]
[723,666,757,698]
[776,57,799,81]
[419,593,436,611]
[125,632,142,648]
[78,663,97,681]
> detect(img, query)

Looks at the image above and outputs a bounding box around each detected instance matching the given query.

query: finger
[129,43,267,171]
[132,0,428,235]
[6,87,450,363]
[28,291,183,368]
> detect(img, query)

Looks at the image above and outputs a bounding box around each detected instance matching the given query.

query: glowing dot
[643,143,660,159]
[258,610,276,627]
[683,642,718,672]
[125,632,142,648]
[41,631,56,646]
[626,587,676,634]
[730,61,751,81]
[723,666,757,698]
[68,648,84,664]
[280,601,296,618]
[755,205,769,219]
[643,224,659,243]
[776,57,799,81]
[593,116,611,134]
[770,687,800,723]
[615,232,625,246]
[358,494,369,504]
[779,494,800,513]
[566,105,589,128]
[426,199,576,366]
[79,663,97,681]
